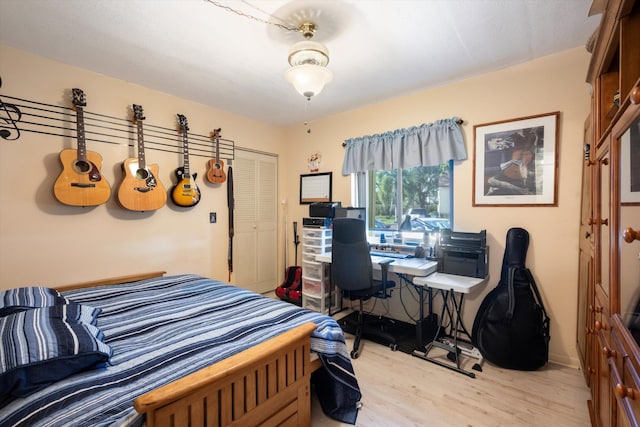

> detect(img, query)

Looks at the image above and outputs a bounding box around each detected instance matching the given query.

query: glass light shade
[288,40,330,67]
[285,64,333,98]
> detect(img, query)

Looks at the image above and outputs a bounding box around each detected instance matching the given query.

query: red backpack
[275,266,302,305]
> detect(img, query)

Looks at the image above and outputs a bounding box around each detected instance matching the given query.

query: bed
[0,272,361,426]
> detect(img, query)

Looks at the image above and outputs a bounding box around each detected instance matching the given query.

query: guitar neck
[76,106,88,162]
[182,131,191,177]
[136,120,147,169]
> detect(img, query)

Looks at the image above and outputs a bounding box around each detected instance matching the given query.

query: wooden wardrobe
[577,0,640,425]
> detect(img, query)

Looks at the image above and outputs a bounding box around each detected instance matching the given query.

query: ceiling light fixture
[284,22,333,100]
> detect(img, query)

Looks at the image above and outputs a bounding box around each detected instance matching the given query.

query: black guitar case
[471,227,550,370]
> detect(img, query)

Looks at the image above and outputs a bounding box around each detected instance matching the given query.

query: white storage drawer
[302,276,333,298]
[302,260,329,281]
[303,293,338,314]
[304,235,332,247]
[302,251,318,263]
[302,244,328,255]
[302,228,332,239]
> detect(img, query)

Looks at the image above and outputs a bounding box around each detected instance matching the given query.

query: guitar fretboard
[136,120,147,170]
[181,129,191,178]
[75,106,87,162]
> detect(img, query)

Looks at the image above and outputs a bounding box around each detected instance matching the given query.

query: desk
[315,253,438,345]
[314,253,437,277]
[412,272,488,378]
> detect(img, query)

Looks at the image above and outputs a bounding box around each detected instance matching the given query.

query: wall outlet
[209,212,216,223]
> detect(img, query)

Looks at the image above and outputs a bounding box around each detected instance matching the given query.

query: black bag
[471,227,550,370]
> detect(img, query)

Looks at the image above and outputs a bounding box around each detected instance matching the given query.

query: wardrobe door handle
[623,227,640,243]
[602,346,617,359]
[631,86,640,105]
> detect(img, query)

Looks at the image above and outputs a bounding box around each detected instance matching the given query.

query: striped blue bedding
[0,274,361,426]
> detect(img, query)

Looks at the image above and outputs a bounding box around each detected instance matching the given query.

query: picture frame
[300,172,332,204]
[620,114,640,205]
[473,112,560,207]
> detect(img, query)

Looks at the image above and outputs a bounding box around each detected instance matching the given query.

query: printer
[437,229,488,278]
[303,202,341,228]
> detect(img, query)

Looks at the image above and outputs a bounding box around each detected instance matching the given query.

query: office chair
[331,217,396,358]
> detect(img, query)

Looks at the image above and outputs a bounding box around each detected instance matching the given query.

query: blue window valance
[341,117,467,174]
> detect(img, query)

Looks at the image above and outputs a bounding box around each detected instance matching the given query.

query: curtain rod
[341,118,464,147]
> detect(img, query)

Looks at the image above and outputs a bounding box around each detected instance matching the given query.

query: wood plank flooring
[311,335,591,427]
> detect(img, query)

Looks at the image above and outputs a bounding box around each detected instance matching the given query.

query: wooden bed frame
[57,271,324,427]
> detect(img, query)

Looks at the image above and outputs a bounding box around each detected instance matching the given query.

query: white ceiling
[0,0,600,127]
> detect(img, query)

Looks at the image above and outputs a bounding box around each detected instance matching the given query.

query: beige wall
[282,47,591,367]
[0,44,590,367]
[0,44,287,287]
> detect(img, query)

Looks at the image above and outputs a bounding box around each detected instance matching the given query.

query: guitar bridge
[71,183,96,188]
[134,187,152,193]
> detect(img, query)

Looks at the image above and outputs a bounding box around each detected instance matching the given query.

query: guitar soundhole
[74,160,91,173]
[136,168,149,180]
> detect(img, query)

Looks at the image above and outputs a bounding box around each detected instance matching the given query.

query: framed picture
[620,114,640,205]
[473,112,560,206]
[300,172,332,204]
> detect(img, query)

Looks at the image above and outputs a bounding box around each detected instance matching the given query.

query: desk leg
[413,284,434,350]
[416,285,424,349]
[412,289,483,378]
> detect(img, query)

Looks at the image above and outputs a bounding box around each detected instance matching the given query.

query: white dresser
[301,227,337,314]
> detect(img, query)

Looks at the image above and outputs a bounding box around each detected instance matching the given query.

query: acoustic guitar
[171,114,201,207]
[206,128,226,184]
[53,88,111,206]
[117,104,167,211]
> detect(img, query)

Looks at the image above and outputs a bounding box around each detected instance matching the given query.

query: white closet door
[233,150,278,294]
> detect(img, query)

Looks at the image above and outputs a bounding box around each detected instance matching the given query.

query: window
[362,161,452,233]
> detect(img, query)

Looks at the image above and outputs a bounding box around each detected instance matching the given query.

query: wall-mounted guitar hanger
[0,92,235,161]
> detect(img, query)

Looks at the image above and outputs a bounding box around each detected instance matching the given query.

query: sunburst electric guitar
[117,104,167,211]
[206,128,226,184]
[171,114,201,207]
[53,88,111,206]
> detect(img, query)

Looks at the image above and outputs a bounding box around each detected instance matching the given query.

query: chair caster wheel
[389,343,398,351]
[446,351,459,362]
[350,350,360,359]
[472,363,483,372]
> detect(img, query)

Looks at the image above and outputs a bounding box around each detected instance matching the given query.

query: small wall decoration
[300,172,332,204]
[308,151,320,172]
[473,112,559,207]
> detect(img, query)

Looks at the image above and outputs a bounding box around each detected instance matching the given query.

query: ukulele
[53,88,111,206]
[171,114,201,207]
[206,128,226,184]
[117,104,167,211]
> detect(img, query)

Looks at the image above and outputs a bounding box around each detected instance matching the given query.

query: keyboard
[370,251,411,259]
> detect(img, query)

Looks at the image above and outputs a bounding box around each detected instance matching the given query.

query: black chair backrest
[331,218,373,292]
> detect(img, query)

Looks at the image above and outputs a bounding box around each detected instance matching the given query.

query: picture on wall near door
[300,172,332,204]
[473,111,559,207]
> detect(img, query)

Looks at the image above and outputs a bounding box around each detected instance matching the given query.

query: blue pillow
[0,306,112,398]
[0,286,70,316]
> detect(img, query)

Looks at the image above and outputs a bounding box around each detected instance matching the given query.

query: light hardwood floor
[311,335,591,427]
